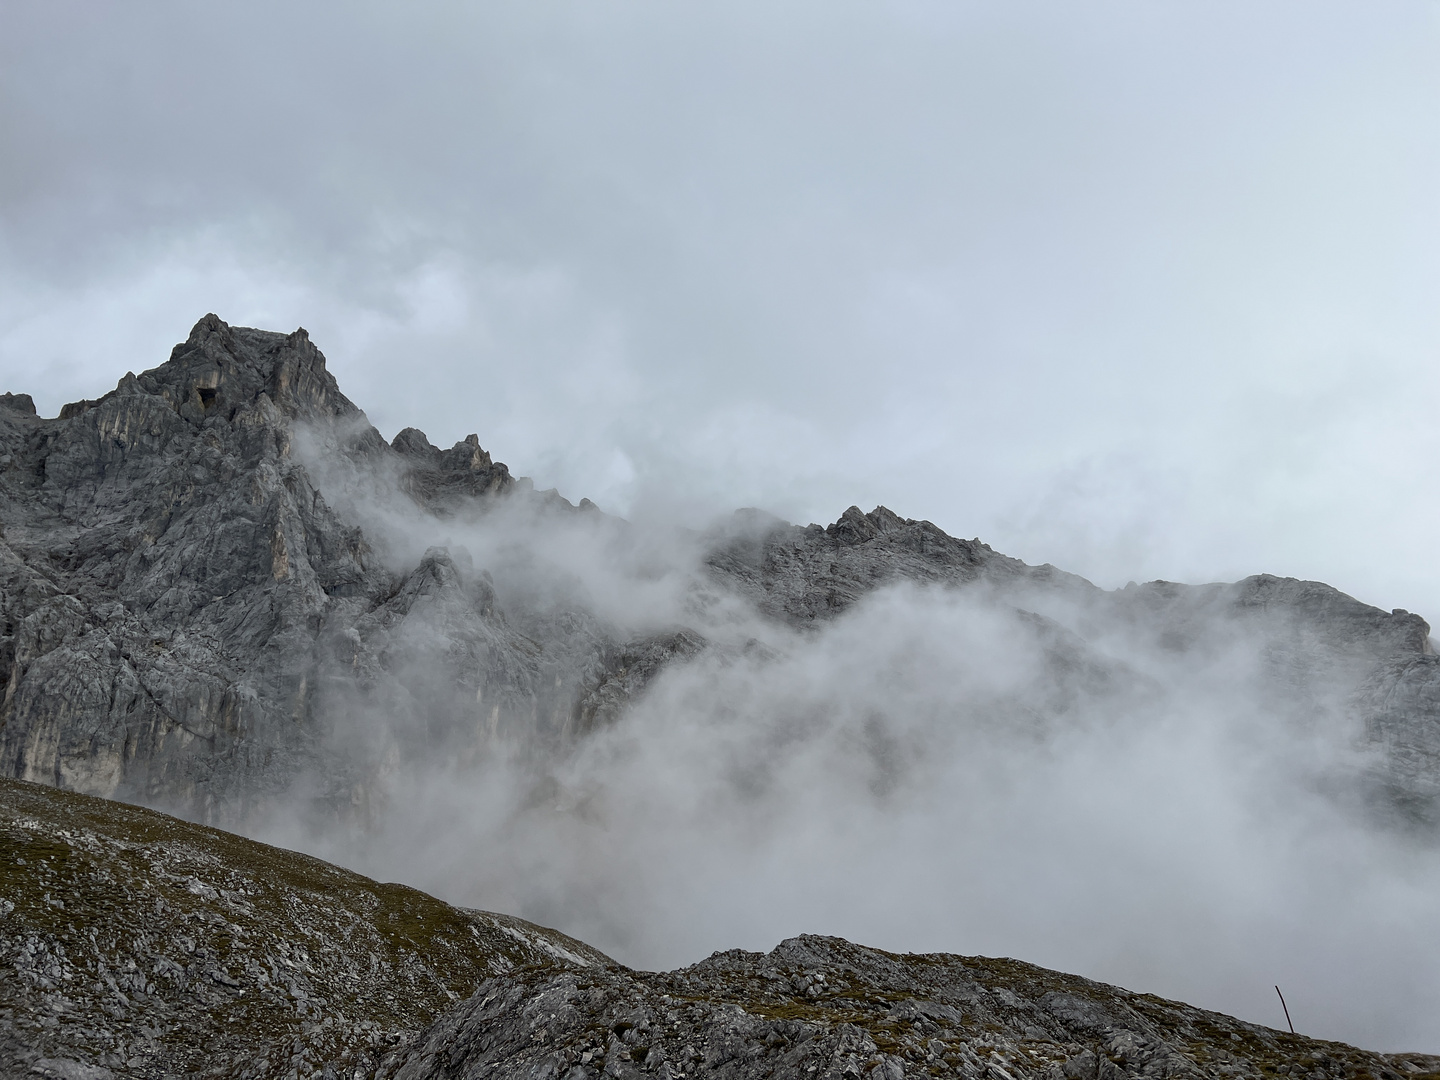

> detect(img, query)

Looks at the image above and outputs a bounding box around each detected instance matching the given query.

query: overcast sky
[2,2,1437,614]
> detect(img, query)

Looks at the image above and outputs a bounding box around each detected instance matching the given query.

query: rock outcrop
[388,935,1440,1080]
[0,777,610,1080]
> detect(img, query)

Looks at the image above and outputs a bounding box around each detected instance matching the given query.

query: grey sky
[2,1,1437,609]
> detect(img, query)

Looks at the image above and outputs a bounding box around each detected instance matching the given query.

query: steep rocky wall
[0,317,670,824]
[0,316,382,818]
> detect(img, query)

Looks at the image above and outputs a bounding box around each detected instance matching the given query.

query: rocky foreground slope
[4,778,1438,1080]
[2,315,1438,830]
[0,777,609,1079]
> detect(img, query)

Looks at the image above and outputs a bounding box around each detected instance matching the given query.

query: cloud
[5,1,1440,1053]
[262,529,1440,1052]
[1,4,1436,615]
[258,424,1440,1051]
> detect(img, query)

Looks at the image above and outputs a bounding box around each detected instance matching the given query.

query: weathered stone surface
[0,777,609,1080]
[702,504,1087,626]
[390,428,514,513]
[0,317,690,824]
[385,933,1440,1080]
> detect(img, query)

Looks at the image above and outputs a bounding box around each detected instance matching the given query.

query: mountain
[6,316,1440,1069]
[2,315,1437,830]
[5,778,1438,1080]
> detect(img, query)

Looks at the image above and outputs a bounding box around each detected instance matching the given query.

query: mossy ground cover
[0,777,608,1079]
[636,939,1440,1080]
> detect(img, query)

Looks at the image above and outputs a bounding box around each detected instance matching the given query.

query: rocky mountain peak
[0,393,35,416]
[392,427,514,508]
[53,313,359,427]
[159,312,358,423]
[391,426,440,456]
[826,504,911,544]
[391,427,496,473]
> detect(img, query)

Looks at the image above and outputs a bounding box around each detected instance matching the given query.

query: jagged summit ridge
[43,313,513,504]
[0,313,1437,828]
[56,313,358,425]
[0,316,537,818]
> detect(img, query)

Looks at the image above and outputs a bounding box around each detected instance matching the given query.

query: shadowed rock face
[5,777,1438,1080]
[0,316,679,824]
[0,314,1437,831]
[0,316,384,819]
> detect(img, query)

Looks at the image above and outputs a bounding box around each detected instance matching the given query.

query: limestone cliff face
[0,315,1437,829]
[0,315,378,818]
[0,315,539,822]
[0,316,719,824]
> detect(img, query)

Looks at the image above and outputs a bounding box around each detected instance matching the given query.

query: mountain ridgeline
[1,316,1437,830]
